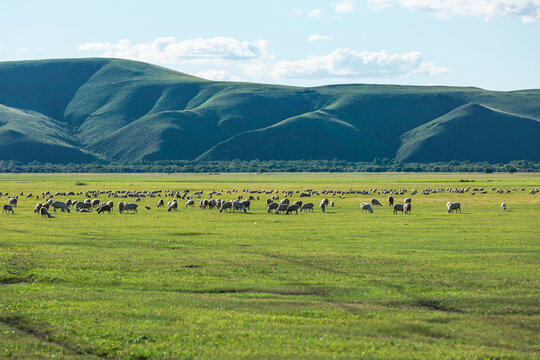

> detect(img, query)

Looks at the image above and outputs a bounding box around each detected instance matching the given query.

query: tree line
[0,159,537,173]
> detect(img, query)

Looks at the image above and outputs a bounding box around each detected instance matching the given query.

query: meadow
[0,173,539,359]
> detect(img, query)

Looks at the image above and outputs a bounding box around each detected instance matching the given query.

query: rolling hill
[0,58,539,163]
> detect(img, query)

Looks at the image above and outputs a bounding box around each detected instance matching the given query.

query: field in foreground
[0,173,539,359]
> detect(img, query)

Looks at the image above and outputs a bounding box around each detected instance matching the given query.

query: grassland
[0,173,539,359]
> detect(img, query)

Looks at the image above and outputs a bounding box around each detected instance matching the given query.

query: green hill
[0,58,539,163]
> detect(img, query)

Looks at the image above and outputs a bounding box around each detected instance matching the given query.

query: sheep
[279,198,290,206]
[185,200,195,207]
[267,202,279,213]
[360,202,373,213]
[404,198,412,204]
[404,203,411,214]
[157,199,164,208]
[330,201,335,207]
[275,203,288,214]
[286,204,299,215]
[118,202,125,214]
[145,206,151,210]
[8,197,17,207]
[2,204,14,214]
[200,199,209,208]
[208,199,217,209]
[219,201,233,213]
[78,208,91,213]
[168,200,178,212]
[293,200,303,208]
[75,201,92,212]
[320,201,326,213]
[447,202,461,214]
[34,203,43,213]
[232,200,247,213]
[40,206,52,218]
[241,199,250,210]
[501,203,506,211]
[393,204,404,214]
[51,201,70,213]
[321,198,329,207]
[388,196,394,207]
[123,203,138,213]
[97,204,112,214]
[266,198,274,205]
[371,198,383,206]
[300,203,314,212]
[91,199,100,208]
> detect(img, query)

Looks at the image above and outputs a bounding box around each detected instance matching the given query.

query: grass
[0,172,539,359]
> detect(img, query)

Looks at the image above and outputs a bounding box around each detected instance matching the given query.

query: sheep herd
[1,184,534,218]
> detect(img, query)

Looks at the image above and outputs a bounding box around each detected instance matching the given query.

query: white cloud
[194,69,243,82]
[267,49,450,80]
[307,34,329,43]
[368,0,540,22]
[194,69,230,81]
[308,9,323,18]
[78,36,449,84]
[335,0,356,13]
[77,36,271,64]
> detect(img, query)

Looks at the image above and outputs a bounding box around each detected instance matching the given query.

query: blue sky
[1,0,539,90]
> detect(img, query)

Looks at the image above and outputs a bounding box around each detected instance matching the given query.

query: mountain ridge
[1,58,539,163]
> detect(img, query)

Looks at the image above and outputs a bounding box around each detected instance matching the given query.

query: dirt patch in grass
[414,299,463,313]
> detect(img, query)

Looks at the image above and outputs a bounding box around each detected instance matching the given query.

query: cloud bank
[78,37,449,82]
[368,0,540,22]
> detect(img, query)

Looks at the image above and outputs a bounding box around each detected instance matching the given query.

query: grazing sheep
[185,200,195,207]
[267,202,279,213]
[91,199,100,208]
[320,201,326,213]
[371,199,382,206]
[219,201,233,213]
[501,203,506,211]
[404,203,411,214]
[404,198,412,204]
[279,198,290,206]
[286,204,299,215]
[40,206,52,218]
[388,196,394,207]
[275,203,288,214]
[34,203,43,213]
[293,200,303,208]
[241,199,250,210]
[8,197,17,207]
[75,201,92,212]
[51,201,70,213]
[321,198,329,207]
[118,202,125,214]
[168,200,178,212]
[97,204,112,214]
[123,203,138,213]
[393,204,404,215]
[360,202,373,213]
[300,203,314,212]
[232,200,247,213]
[266,198,274,205]
[157,199,164,208]
[330,201,334,207]
[2,204,14,214]
[78,208,91,213]
[447,202,461,214]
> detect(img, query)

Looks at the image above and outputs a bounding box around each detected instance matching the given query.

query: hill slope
[0,58,539,163]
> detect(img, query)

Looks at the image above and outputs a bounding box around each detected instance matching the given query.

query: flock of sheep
[1,184,532,217]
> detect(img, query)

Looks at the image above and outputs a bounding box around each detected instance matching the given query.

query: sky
[1,0,539,90]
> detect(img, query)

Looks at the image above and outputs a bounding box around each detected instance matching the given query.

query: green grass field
[0,173,539,359]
